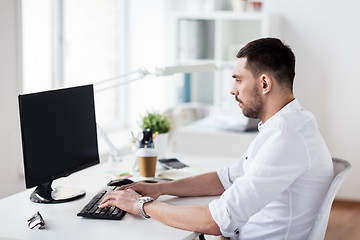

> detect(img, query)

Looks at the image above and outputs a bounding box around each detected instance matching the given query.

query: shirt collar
[258,99,302,131]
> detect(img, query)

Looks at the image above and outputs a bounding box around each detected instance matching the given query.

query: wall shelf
[172,11,281,109]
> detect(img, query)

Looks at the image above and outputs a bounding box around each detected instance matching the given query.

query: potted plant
[140,111,171,159]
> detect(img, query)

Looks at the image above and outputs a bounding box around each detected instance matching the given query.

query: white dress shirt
[209,99,334,240]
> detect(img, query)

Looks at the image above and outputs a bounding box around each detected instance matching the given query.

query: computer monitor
[18,85,100,203]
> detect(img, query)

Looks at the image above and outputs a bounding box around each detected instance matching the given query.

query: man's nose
[230,82,237,95]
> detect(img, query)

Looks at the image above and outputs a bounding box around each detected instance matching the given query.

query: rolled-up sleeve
[209,155,247,237]
[216,155,246,190]
[209,130,309,237]
[209,195,245,237]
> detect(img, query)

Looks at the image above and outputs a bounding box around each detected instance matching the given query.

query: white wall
[1,0,360,201]
[263,0,360,200]
[0,0,25,198]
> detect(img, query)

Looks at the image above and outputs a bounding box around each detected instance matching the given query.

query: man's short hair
[237,38,296,91]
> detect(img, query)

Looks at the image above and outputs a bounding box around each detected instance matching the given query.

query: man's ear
[260,74,272,95]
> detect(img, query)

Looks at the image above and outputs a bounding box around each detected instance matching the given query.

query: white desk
[0,153,238,240]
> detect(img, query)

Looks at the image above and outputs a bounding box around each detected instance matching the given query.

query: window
[22,0,125,129]
[22,0,52,92]
[22,1,177,136]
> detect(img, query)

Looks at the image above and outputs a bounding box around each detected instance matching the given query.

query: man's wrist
[138,197,154,218]
[158,182,167,195]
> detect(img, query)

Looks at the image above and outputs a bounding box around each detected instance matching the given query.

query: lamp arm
[95,67,151,93]
[95,75,148,93]
[97,123,122,162]
[94,63,217,92]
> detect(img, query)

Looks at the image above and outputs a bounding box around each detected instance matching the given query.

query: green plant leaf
[140,111,171,134]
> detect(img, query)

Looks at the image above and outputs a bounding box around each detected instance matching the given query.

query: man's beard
[235,88,263,119]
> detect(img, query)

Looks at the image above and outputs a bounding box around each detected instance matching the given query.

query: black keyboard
[77,186,126,220]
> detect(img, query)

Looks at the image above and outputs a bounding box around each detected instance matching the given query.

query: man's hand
[99,188,141,215]
[99,181,163,214]
[117,181,163,200]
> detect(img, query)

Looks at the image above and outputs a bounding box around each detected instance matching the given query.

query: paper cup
[137,148,157,178]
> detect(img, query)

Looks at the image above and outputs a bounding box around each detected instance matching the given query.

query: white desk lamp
[95,63,217,93]
[94,63,217,162]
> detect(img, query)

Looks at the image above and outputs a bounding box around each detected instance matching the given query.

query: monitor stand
[30,181,85,204]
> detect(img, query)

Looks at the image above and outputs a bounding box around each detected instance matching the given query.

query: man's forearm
[145,201,221,235]
[159,172,225,197]
[100,172,224,235]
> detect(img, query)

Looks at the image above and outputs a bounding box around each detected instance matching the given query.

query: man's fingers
[100,189,136,208]
[100,191,120,206]
[99,198,113,208]
[118,182,138,190]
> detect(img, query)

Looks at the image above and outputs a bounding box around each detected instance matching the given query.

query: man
[100,38,334,239]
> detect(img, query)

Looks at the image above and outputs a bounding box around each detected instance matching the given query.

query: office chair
[306,157,352,240]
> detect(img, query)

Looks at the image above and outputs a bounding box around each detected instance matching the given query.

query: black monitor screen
[18,85,100,190]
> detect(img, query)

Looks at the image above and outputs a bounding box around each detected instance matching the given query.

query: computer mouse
[107,178,134,187]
